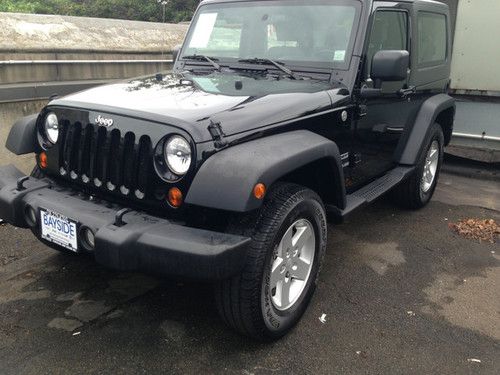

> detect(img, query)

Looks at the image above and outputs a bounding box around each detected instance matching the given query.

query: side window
[366,10,408,77]
[417,12,447,65]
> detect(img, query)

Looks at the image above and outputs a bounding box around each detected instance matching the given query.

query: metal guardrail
[0,80,114,103]
[0,58,176,102]
[0,59,174,65]
[453,132,500,142]
[450,89,500,98]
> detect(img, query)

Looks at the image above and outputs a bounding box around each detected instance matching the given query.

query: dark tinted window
[417,12,447,65]
[366,10,408,77]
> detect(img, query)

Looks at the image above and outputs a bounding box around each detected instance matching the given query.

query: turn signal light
[253,183,266,200]
[39,152,48,169]
[168,187,183,208]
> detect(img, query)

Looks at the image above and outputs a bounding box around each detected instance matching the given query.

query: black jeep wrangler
[0,0,454,340]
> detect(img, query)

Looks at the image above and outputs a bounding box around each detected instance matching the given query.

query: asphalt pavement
[0,170,498,375]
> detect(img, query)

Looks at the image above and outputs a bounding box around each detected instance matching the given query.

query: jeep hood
[49,72,346,143]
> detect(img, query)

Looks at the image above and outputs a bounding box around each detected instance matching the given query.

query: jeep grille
[57,121,153,200]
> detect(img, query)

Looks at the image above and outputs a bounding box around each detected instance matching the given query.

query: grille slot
[93,126,107,184]
[58,122,153,199]
[136,136,152,194]
[79,125,93,180]
[107,129,121,189]
[122,132,136,190]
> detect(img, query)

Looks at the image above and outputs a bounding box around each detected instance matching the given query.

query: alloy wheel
[269,219,316,311]
[421,140,440,193]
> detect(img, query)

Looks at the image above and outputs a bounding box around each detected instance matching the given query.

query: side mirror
[172,44,182,62]
[371,50,410,87]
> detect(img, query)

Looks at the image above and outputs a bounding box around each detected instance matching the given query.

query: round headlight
[44,113,59,144]
[165,135,192,176]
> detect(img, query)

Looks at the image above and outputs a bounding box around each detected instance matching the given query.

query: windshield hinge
[208,121,228,149]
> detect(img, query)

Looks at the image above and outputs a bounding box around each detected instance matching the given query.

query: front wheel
[215,183,327,340]
[392,123,444,209]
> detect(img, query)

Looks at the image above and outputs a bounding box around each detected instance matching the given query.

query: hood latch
[208,121,228,149]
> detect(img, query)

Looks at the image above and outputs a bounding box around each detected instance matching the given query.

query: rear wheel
[215,183,327,340]
[392,123,444,209]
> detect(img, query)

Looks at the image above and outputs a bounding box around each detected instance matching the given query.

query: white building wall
[450,0,500,93]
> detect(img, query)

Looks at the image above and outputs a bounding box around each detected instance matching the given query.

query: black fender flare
[395,94,455,165]
[186,130,346,212]
[5,115,39,155]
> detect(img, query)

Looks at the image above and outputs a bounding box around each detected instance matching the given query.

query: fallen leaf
[449,218,499,243]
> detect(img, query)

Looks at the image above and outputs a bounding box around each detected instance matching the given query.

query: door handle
[372,124,404,134]
[398,86,416,98]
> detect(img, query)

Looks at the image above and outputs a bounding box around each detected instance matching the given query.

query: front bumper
[0,165,250,280]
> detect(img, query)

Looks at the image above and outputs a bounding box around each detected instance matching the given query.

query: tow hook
[16,176,30,191]
[114,208,133,227]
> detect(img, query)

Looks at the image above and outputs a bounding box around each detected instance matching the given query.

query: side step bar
[328,166,415,220]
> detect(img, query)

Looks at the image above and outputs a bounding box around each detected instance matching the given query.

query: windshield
[181,0,361,70]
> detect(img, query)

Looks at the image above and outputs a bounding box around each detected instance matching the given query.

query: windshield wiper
[238,58,302,80]
[182,54,221,71]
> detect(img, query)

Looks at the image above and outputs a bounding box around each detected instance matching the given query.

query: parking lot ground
[0,171,498,375]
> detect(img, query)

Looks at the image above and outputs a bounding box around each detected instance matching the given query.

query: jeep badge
[94,115,114,127]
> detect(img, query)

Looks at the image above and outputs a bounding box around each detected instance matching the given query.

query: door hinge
[207,121,228,149]
[356,105,367,119]
[340,152,350,168]
[350,153,362,166]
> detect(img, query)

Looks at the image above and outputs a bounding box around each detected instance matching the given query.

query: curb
[442,155,500,182]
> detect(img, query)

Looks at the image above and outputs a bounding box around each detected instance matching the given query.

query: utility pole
[157,0,169,23]
[157,0,170,72]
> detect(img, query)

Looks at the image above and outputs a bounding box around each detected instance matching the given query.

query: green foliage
[0,0,200,23]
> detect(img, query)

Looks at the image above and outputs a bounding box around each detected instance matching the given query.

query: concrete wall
[0,100,47,174]
[450,0,500,93]
[0,13,189,85]
[0,12,187,53]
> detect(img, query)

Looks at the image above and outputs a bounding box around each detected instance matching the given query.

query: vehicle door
[350,2,417,189]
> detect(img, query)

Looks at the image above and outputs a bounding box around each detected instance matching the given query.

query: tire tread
[215,183,326,340]
[392,123,444,209]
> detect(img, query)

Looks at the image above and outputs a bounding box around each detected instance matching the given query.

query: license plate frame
[40,209,78,252]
